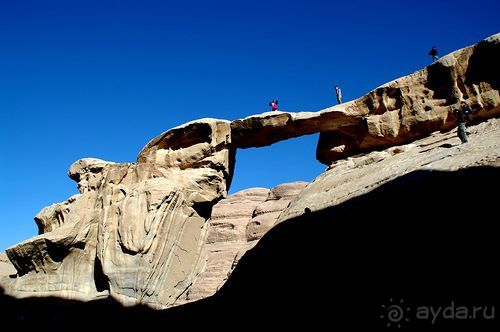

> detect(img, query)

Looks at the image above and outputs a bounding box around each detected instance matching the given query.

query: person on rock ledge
[269,99,278,111]
[429,46,439,62]
[334,85,342,104]
[453,101,473,144]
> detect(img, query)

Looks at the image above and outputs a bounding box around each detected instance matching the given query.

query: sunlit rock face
[278,117,500,225]
[316,33,500,164]
[176,181,307,305]
[230,34,499,164]
[0,253,16,277]
[3,119,234,308]
[1,33,498,309]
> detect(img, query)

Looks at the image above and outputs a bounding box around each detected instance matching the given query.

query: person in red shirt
[269,99,278,111]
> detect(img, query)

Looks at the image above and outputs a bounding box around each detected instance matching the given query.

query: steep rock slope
[278,117,500,223]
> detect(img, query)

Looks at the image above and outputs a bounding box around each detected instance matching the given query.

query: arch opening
[229,133,325,194]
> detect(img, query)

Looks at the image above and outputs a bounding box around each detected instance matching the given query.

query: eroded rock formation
[1,118,498,328]
[3,119,234,308]
[231,33,500,164]
[278,117,500,225]
[1,33,498,309]
[176,182,307,304]
[0,253,16,278]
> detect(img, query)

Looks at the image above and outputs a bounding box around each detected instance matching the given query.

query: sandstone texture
[0,253,16,278]
[2,119,233,308]
[176,182,307,304]
[1,33,498,309]
[277,117,500,225]
[231,33,499,164]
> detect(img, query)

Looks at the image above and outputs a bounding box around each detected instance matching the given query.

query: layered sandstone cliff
[176,182,307,304]
[3,119,234,308]
[1,33,498,309]
[1,117,498,329]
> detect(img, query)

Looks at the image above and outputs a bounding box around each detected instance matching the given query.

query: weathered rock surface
[0,253,16,278]
[316,33,500,164]
[165,125,498,328]
[1,33,498,310]
[278,117,500,225]
[246,182,308,241]
[1,122,498,328]
[176,182,307,304]
[2,119,233,308]
[138,118,236,181]
[231,33,500,164]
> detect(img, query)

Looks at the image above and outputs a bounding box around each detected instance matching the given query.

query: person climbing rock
[429,46,439,62]
[269,99,278,111]
[453,101,472,144]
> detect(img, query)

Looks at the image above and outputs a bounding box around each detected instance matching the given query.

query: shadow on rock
[2,167,499,330]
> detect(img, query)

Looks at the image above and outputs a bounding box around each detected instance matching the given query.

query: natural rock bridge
[141,32,499,168]
[2,33,499,309]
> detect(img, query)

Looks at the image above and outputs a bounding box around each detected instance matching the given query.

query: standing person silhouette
[334,85,342,104]
[429,46,439,62]
[269,99,278,111]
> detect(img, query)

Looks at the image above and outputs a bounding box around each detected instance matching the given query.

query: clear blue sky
[1,0,498,251]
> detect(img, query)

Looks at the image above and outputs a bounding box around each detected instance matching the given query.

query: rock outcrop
[1,119,498,329]
[231,33,499,164]
[1,33,498,310]
[0,253,16,278]
[172,120,499,329]
[278,117,500,225]
[3,119,234,308]
[176,182,307,304]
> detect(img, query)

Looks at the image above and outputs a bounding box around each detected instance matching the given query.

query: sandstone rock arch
[1,33,498,309]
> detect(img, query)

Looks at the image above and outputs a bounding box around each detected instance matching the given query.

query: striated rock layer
[1,33,498,309]
[0,118,498,329]
[170,118,500,328]
[231,33,499,164]
[316,33,499,164]
[3,119,234,308]
[176,182,307,304]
